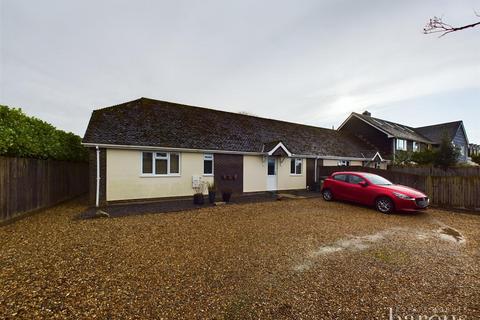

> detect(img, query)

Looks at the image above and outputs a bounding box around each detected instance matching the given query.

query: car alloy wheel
[376,197,393,214]
[322,189,333,201]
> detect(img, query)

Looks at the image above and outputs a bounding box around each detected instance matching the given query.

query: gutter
[83,142,385,162]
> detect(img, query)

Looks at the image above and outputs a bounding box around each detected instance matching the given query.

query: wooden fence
[0,157,89,222]
[389,165,480,177]
[317,166,480,210]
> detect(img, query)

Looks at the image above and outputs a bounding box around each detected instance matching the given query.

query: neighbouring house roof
[345,112,433,144]
[340,112,467,146]
[415,121,464,144]
[83,98,381,159]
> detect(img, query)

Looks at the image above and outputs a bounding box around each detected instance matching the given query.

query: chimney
[362,110,371,117]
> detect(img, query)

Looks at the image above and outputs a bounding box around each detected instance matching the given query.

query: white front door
[266,157,277,191]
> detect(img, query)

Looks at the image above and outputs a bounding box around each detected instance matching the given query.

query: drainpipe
[392,139,396,163]
[314,157,318,183]
[96,146,100,208]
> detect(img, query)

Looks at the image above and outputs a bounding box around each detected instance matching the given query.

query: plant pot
[193,193,204,205]
[208,191,216,204]
[222,192,232,203]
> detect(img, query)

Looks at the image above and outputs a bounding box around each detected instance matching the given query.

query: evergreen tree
[434,134,459,169]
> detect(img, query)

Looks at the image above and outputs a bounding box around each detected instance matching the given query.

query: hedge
[0,105,88,162]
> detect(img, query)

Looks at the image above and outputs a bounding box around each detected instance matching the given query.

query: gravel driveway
[1,197,479,319]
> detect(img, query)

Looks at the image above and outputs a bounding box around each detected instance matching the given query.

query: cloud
[1,0,479,141]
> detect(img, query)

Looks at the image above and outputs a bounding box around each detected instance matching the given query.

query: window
[290,158,302,175]
[333,174,347,182]
[203,154,213,175]
[396,139,407,151]
[155,152,168,174]
[348,175,365,184]
[361,173,393,185]
[142,152,153,174]
[267,158,276,175]
[142,152,180,175]
[338,160,350,166]
[459,145,465,156]
[413,142,419,152]
[170,153,180,174]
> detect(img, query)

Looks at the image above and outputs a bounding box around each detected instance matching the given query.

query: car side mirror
[359,181,368,187]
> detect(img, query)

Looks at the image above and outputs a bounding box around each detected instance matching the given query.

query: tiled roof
[83,98,380,159]
[351,113,432,144]
[415,121,463,144]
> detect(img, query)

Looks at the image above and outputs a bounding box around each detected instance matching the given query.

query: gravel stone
[1,197,479,319]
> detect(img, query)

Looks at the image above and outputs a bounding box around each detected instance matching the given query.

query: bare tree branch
[423,14,480,37]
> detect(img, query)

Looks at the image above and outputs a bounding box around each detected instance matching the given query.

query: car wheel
[376,197,394,214]
[322,189,333,201]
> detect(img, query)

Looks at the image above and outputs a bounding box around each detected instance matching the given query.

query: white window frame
[203,153,214,176]
[338,160,350,166]
[413,141,419,152]
[290,158,303,175]
[396,139,407,151]
[141,151,181,176]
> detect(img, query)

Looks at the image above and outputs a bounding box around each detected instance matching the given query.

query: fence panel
[0,157,89,222]
[389,166,480,177]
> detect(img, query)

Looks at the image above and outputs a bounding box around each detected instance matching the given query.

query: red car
[321,171,429,214]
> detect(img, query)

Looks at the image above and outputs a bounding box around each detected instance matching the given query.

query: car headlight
[393,192,415,200]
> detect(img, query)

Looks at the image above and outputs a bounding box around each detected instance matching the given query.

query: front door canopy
[265,141,292,157]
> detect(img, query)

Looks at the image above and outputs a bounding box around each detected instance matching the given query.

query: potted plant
[193,184,205,205]
[207,182,217,204]
[222,188,232,203]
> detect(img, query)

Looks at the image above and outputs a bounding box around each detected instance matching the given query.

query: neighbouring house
[468,143,480,158]
[82,98,385,206]
[338,111,469,163]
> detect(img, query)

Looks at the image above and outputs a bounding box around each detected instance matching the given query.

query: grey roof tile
[415,121,463,144]
[83,98,379,159]
[352,112,433,143]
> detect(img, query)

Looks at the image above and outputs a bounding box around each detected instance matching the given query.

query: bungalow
[82,98,385,206]
[338,111,469,163]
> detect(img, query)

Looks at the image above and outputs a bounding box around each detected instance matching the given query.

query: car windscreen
[362,173,393,185]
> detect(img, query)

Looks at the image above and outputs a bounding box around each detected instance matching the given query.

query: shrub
[393,150,412,165]
[0,105,88,161]
[472,154,480,165]
[411,149,436,165]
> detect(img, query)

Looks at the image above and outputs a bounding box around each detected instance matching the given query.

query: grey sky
[1,0,479,142]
